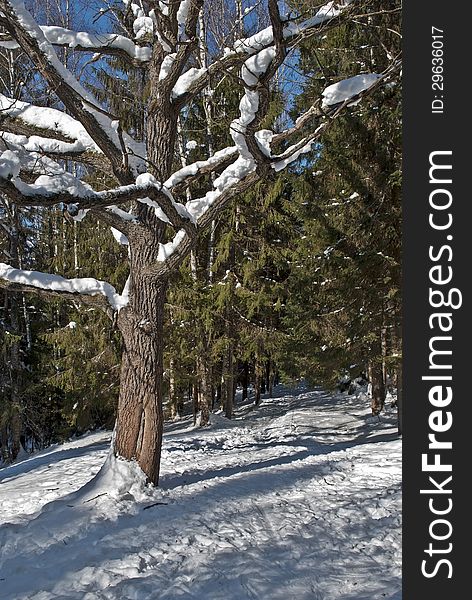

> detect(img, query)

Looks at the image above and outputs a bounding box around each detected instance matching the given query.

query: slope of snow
[0,385,401,599]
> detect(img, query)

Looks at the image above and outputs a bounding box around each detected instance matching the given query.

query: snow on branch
[147,54,401,278]
[0,26,152,63]
[0,263,129,313]
[0,162,196,236]
[321,73,382,107]
[172,1,353,106]
[0,0,143,183]
[0,93,99,152]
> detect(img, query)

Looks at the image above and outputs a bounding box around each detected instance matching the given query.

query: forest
[0,1,403,598]
[0,0,401,480]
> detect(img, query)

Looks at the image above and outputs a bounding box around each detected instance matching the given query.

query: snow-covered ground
[0,385,401,600]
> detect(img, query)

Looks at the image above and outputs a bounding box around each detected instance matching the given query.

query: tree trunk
[396,362,403,435]
[114,275,167,485]
[381,323,389,392]
[168,357,179,419]
[223,346,234,419]
[254,368,262,407]
[192,378,199,425]
[369,359,386,416]
[112,59,179,484]
[114,201,168,485]
[269,369,275,398]
[0,422,9,462]
[197,354,211,426]
[241,361,249,401]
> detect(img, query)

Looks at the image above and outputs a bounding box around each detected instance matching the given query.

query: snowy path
[0,386,401,599]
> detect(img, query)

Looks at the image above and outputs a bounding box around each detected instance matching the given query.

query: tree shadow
[0,439,401,599]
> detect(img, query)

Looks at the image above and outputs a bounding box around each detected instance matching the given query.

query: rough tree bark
[114,240,168,483]
[113,53,177,482]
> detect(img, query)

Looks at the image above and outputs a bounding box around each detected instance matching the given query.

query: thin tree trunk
[396,362,402,435]
[254,370,262,407]
[260,376,266,395]
[381,323,388,392]
[268,363,275,398]
[370,359,386,416]
[8,205,22,461]
[223,346,234,419]
[192,379,199,425]
[241,360,249,400]
[197,354,211,425]
[169,357,178,419]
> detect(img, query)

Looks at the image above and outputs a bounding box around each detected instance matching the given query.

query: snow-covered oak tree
[0,0,400,484]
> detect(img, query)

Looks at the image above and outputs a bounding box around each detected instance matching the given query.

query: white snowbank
[0,386,401,600]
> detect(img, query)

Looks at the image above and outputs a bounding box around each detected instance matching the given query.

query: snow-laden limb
[171,67,206,98]
[322,73,382,107]
[0,162,196,235]
[0,93,98,152]
[0,263,128,313]
[172,0,353,105]
[0,0,144,181]
[164,145,237,190]
[123,0,155,41]
[148,56,402,277]
[0,26,152,63]
[230,47,277,161]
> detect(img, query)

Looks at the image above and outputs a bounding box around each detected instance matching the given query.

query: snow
[14,171,93,198]
[159,53,176,80]
[185,140,198,151]
[271,126,325,172]
[157,229,186,261]
[242,47,277,86]
[111,227,129,246]
[0,149,21,179]
[230,47,276,160]
[176,0,191,39]
[44,26,151,61]
[172,67,206,98]
[122,0,154,41]
[322,73,381,107]
[164,146,237,189]
[0,263,128,311]
[234,1,345,55]
[0,93,98,153]
[0,25,152,62]
[0,385,401,599]
[255,129,274,157]
[133,16,154,40]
